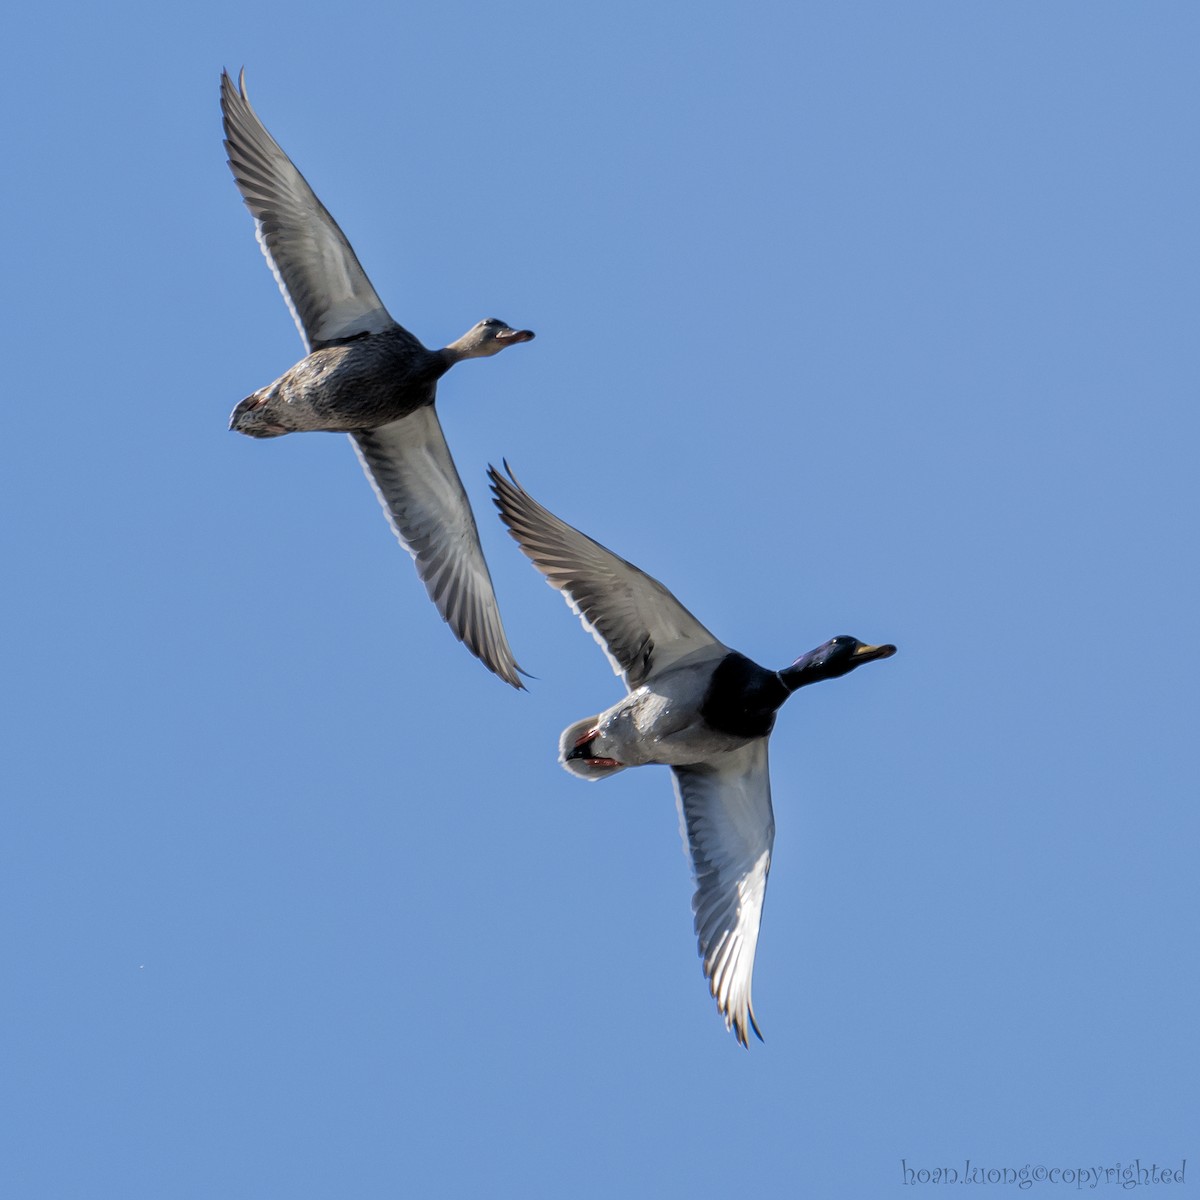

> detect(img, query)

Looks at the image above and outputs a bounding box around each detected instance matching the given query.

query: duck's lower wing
[352,409,522,689]
[671,740,775,1047]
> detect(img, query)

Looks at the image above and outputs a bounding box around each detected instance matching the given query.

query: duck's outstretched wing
[671,740,775,1047]
[489,464,724,690]
[354,413,523,689]
[220,69,395,350]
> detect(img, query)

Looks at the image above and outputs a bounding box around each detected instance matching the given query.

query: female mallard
[221,71,533,688]
[490,464,896,1045]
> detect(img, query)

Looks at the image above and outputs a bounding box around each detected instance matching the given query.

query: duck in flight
[220,70,533,687]
[490,464,896,1045]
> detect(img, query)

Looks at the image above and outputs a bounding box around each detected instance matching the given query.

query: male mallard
[490,465,896,1044]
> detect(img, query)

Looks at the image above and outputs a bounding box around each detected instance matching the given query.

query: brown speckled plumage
[229,328,447,438]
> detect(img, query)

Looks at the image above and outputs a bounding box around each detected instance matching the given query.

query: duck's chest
[305,338,442,421]
[698,652,785,740]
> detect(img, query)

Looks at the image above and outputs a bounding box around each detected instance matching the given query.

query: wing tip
[504,662,531,691]
[721,994,765,1049]
[218,65,249,111]
[449,611,527,693]
[487,459,524,529]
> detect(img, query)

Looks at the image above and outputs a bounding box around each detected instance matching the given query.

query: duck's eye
[481,318,501,328]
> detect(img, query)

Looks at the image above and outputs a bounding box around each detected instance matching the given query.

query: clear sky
[4,2,1196,1196]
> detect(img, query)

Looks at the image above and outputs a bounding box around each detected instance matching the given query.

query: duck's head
[444,318,535,362]
[778,636,896,692]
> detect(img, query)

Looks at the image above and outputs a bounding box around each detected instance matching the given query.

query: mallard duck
[489,464,896,1045]
[220,70,533,688]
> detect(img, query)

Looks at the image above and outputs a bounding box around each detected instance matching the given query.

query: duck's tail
[229,386,289,438]
[558,716,628,781]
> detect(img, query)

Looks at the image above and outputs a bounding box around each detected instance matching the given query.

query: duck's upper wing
[488,465,725,690]
[671,740,775,1047]
[220,69,395,351]
[353,412,522,689]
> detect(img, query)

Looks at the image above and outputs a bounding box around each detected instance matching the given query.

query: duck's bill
[496,328,535,343]
[851,642,897,663]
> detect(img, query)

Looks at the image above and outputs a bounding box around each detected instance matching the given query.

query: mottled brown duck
[221,70,533,687]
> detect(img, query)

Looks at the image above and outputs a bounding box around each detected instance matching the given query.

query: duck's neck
[439,330,491,367]
[777,657,836,693]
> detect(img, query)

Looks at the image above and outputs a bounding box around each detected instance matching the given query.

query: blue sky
[4,2,1196,1196]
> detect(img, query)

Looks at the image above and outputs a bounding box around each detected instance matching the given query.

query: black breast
[699,651,788,740]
